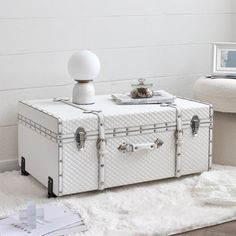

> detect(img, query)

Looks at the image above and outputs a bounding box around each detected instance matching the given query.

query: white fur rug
[1,165,236,236]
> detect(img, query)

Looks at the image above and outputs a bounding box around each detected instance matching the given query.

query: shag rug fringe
[0,165,236,235]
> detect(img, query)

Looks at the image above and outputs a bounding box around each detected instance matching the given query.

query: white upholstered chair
[194,76,236,166]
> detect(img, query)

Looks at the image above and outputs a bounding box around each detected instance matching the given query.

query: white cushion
[193,76,236,113]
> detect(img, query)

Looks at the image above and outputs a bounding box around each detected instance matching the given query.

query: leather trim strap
[96,113,106,190]
[161,104,183,177]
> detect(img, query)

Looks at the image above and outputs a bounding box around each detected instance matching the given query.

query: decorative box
[18,95,213,197]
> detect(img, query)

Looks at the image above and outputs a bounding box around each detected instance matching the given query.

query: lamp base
[72,81,95,105]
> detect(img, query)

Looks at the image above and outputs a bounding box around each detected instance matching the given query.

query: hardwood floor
[175,221,236,236]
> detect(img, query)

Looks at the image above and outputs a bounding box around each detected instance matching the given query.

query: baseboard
[0,159,19,172]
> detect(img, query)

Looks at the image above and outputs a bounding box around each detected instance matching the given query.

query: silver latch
[75,127,86,151]
[191,115,200,136]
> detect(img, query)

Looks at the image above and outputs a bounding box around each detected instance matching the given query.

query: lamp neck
[76,80,93,83]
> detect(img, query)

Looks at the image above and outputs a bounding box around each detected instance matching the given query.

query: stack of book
[0,204,87,236]
[112,90,176,105]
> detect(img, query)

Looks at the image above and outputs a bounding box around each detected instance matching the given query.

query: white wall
[233,1,236,40]
[0,0,235,170]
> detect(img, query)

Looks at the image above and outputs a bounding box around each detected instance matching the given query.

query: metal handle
[117,138,164,153]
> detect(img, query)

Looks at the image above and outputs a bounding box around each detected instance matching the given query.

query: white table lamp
[68,50,101,105]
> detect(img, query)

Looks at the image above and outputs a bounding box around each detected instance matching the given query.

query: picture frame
[212,42,236,77]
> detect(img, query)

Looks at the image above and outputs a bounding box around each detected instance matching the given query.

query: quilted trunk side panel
[104,131,176,188]
[181,126,210,175]
[103,109,176,131]
[62,140,98,195]
[62,131,175,194]
[61,109,176,135]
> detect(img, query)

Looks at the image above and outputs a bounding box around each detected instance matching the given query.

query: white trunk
[18,95,213,197]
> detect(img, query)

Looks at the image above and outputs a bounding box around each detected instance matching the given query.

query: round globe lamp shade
[68,51,101,81]
[68,51,101,105]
